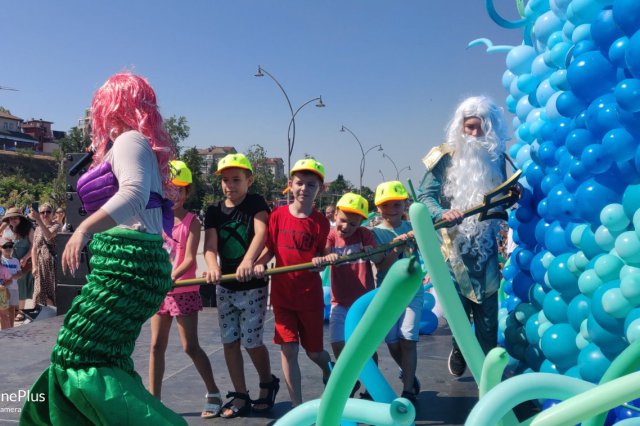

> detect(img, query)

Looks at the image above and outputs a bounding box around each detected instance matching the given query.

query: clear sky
[2,1,524,190]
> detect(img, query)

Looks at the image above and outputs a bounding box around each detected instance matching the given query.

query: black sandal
[252,375,280,413]
[220,392,251,418]
[401,390,418,408]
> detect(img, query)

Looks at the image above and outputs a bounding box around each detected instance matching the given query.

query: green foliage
[57,127,91,154]
[180,147,206,212]
[164,115,190,157]
[245,144,283,202]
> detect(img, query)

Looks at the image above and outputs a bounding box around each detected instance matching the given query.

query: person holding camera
[29,202,61,306]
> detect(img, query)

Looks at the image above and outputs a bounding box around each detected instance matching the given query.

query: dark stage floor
[0,308,480,425]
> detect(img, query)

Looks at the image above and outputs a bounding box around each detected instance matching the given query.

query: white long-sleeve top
[101,130,164,235]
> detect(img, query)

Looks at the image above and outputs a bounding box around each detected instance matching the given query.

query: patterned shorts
[157,290,203,317]
[217,286,268,348]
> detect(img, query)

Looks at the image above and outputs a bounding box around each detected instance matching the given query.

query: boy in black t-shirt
[203,153,279,418]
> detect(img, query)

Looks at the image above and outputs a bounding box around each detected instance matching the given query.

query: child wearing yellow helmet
[149,160,222,418]
[254,157,333,407]
[203,152,278,417]
[313,192,383,397]
[371,181,422,407]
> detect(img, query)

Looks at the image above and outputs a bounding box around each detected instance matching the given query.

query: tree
[57,126,91,154]
[318,174,353,211]
[164,115,190,157]
[245,144,284,202]
[180,147,206,212]
[0,107,11,114]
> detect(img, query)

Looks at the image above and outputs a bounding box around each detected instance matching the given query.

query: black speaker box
[56,284,84,315]
[54,232,92,286]
[63,152,90,193]
[64,192,88,232]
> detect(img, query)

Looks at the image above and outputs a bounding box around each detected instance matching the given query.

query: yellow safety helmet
[215,153,254,174]
[170,160,192,187]
[374,181,408,206]
[337,192,368,219]
[290,158,325,182]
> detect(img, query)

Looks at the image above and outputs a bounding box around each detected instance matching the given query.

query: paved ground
[0,231,485,425]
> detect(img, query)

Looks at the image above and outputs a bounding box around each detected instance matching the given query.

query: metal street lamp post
[255,66,325,201]
[339,125,382,193]
[382,153,411,181]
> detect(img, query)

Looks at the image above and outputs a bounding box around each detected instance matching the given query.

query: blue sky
[2,1,524,189]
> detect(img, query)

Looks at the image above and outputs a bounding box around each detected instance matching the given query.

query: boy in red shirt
[314,193,382,359]
[255,158,332,407]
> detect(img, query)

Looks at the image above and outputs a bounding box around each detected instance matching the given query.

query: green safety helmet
[290,158,325,182]
[374,181,408,206]
[215,153,253,174]
[170,160,193,186]
[337,192,368,219]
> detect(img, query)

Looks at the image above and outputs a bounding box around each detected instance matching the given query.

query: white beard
[443,135,504,270]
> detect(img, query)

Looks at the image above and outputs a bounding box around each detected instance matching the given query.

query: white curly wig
[442,96,508,270]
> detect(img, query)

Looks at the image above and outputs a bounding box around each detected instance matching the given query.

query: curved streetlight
[382,153,411,181]
[255,66,325,192]
[339,125,382,193]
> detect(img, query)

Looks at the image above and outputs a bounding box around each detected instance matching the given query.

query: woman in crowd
[30,202,62,306]
[1,207,34,321]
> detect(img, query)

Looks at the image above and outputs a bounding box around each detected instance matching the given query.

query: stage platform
[0,308,481,425]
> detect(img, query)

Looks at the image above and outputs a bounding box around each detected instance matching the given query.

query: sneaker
[448,348,467,377]
[399,369,421,395]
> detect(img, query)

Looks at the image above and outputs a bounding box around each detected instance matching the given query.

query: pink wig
[90,73,175,192]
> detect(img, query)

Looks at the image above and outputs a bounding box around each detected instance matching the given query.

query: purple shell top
[76,161,174,236]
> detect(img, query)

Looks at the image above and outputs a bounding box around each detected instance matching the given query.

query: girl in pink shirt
[148,161,222,418]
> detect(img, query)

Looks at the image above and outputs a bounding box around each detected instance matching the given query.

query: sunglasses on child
[40,210,52,215]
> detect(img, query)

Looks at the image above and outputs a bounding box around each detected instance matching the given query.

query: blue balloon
[603,127,637,162]
[537,140,559,166]
[578,343,612,384]
[535,218,552,245]
[569,159,590,181]
[507,45,538,75]
[422,291,435,310]
[540,323,579,369]
[547,253,580,298]
[545,221,575,255]
[587,314,629,356]
[622,184,640,218]
[518,217,540,247]
[530,253,549,285]
[550,69,570,91]
[572,39,597,58]
[517,73,540,94]
[524,344,545,371]
[532,53,555,78]
[575,177,621,224]
[506,94,518,114]
[541,173,562,195]
[515,249,535,272]
[567,51,617,102]
[534,11,564,45]
[591,280,626,334]
[516,96,536,121]
[566,128,596,157]
[620,109,640,138]
[567,294,591,332]
[536,79,556,106]
[548,41,573,68]
[581,144,613,175]
[543,289,569,323]
[525,313,542,345]
[612,0,640,36]
[556,91,585,117]
[419,310,438,335]
[512,272,534,302]
[524,162,545,187]
[502,69,516,91]
[609,36,629,68]
[586,94,621,138]
[626,31,640,79]
[614,79,640,112]
[567,0,603,25]
[591,8,625,55]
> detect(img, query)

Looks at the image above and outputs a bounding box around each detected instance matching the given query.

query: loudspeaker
[63,152,90,192]
[54,232,92,286]
[64,192,88,232]
[56,284,84,315]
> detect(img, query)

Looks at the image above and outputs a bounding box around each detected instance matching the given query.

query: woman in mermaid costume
[20,73,186,425]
